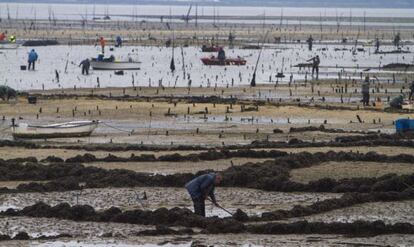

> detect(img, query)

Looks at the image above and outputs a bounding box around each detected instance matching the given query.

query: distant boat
[201,56,246,66]
[12,120,99,139]
[91,59,141,70]
[240,45,261,50]
[0,42,19,49]
[201,45,222,53]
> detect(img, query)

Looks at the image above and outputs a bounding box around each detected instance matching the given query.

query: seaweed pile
[2,202,414,236]
[1,151,413,195]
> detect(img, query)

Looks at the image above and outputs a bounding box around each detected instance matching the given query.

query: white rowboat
[0,42,19,50]
[12,120,99,139]
[91,61,141,70]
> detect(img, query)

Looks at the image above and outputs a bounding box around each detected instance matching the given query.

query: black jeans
[192,198,205,217]
[28,61,35,70]
[82,67,89,75]
[312,66,319,79]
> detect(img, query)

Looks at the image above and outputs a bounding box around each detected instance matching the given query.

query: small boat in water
[91,56,141,70]
[91,60,141,70]
[201,48,246,66]
[201,56,247,66]
[12,120,99,139]
[240,45,261,50]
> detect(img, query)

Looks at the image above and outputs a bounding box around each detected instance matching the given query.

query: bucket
[395,119,414,133]
[27,96,37,104]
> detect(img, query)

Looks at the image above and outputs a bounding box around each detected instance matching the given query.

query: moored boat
[12,120,99,139]
[201,45,222,53]
[201,56,247,66]
[0,42,19,50]
[91,60,141,70]
[240,45,261,50]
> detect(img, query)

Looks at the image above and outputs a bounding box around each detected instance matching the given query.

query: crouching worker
[185,173,222,217]
[79,58,91,75]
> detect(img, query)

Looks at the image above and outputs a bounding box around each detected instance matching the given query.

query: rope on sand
[101,122,134,134]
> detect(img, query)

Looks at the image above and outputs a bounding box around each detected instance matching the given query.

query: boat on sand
[12,120,99,139]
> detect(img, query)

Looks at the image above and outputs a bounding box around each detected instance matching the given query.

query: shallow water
[2,3,414,25]
[1,44,411,92]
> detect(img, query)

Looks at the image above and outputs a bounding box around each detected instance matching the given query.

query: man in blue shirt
[28,49,38,71]
[185,173,222,217]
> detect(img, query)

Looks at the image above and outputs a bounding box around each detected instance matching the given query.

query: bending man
[185,173,222,217]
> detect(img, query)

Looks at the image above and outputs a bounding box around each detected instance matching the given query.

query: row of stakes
[7,99,388,128]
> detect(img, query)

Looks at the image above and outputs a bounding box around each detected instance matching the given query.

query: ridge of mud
[28,94,239,105]
[0,231,72,241]
[288,125,377,134]
[247,220,414,236]
[259,189,414,221]
[1,152,414,194]
[0,149,287,164]
[2,202,414,236]
[0,133,413,152]
[2,202,245,234]
[61,149,286,164]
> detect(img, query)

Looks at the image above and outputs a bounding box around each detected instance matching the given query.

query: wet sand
[82,158,269,174]
[0,187,341,215]
[290,161,414,183]
[1,15,414,245]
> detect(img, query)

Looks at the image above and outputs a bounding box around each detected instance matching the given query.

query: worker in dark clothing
[307,55,320,79]
[375,38,380,53]
[409,81,414,101]
[390,94,404,109]
[28,49,38,71]
[79,58,91,75]
[361,76,370,106]
[116,36,122,47]
[185,173,222,217]
[394,33,401,48]
[55,70,60,82]
[217,48,226,65]
[307,35,314,51]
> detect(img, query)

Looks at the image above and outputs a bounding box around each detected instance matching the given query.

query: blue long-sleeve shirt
[28,51,38,63]
[185,173,217,203]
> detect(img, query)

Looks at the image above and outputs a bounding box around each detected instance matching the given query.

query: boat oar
[207,198,233,217]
